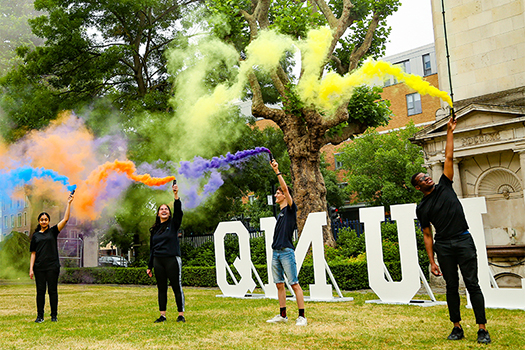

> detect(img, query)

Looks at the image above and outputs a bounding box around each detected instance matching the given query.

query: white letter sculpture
[360,204,421,303]
[461,197,525,310]
[218,212,348,301]
[214,221,256,297]
[261,212,334,300]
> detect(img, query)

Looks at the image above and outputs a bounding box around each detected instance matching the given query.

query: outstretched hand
[270,159,279,174]
[447,115,457,133]
[172,183,179,199]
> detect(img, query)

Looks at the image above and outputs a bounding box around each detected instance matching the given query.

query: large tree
[0,0,200,140]
[208,0,399,245]
[0,0,44,75]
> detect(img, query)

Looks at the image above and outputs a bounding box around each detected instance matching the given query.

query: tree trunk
[289,150,335,247]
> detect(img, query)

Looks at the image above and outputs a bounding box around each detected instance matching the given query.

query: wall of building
[431,0,525,103]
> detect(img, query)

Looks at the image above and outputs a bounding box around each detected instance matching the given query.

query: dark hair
[34,212,51,232]
[276,186,293,197]
[149,204,171,235]
[411,172,422,188]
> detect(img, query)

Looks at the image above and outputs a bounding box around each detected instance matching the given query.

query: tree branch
[323,121,367,146]
[248,71,285,122]
[347,11,380,71]
[311,0,338,28]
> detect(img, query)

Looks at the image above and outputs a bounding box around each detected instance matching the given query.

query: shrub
[0,231,30,279]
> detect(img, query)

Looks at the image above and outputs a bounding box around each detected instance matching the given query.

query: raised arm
[171,183,183,232]
[271,159,293,207]
[57,193,74,232]
[443,116,457,181]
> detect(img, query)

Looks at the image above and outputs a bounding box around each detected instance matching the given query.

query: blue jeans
[271,248,299,285]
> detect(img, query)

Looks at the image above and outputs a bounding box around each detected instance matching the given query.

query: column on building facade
[453,159,463,197]
[429,161,443,182]
[515,149,525,208]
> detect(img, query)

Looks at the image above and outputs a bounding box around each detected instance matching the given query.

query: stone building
[411,0,525,286]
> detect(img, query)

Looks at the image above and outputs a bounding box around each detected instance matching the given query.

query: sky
[383,0,435,57]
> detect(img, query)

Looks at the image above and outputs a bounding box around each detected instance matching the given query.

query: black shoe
[477,329,491,344]
[51,316,58,322]
[176,315,186,323]
[447,326,464,340]
[154,315,166,323]
[34,317,44,323]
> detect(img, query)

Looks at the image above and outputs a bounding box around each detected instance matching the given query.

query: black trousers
[34,268,60,318]
[434,234,487,325]
[153,256,185,313]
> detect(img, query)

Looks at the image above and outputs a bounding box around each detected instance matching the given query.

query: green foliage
[347,85,391,127]
[0,0,44,75]
[328,0,400,72]
[0,0,197,140]
[339,122,425,209]
[0,231,31,279]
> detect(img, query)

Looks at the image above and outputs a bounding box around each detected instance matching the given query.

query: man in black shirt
[266,159,307,326]
[411,116,491,344]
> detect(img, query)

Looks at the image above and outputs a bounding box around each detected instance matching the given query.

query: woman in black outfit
[29,192,74,323]
[147,182,185,323]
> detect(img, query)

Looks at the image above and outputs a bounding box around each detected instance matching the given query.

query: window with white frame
[397,60,411,74]
[422,54,432,76]
[334,153,343,170]
[18,214,22,227]
[406,93,422,116]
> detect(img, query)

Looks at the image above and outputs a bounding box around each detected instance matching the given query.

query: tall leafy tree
[338,123,425,209]
[207,0,399,245]
[0,0,200,140]
[0,0,44,75]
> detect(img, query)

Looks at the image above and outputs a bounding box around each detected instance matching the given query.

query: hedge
[60,261,403,291]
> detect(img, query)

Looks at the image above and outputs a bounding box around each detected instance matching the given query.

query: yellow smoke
[294,27,452,111]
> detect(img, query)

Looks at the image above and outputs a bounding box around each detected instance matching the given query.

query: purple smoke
[177,147,270,209]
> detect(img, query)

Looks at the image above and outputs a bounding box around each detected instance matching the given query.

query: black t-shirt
[148,199,183,269]
[29,225,61,271]
[416,174,469,241]
[272,202,297,250]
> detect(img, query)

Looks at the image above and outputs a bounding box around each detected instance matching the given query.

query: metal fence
[180,218,421,248]
[58,237,83,267]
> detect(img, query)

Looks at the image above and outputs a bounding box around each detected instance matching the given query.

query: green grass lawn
[0,283,523,349]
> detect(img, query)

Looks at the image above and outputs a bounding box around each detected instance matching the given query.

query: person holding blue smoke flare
[147,181,185,323]
[29,191,75,323]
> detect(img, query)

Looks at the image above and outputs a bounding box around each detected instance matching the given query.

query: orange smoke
[88,160,175,186]
[73,160,175,220]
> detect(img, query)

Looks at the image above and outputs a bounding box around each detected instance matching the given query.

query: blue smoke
[0,166,77,200]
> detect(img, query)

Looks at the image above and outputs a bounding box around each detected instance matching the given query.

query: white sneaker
[295,316,307,326]
[266,315,288,323]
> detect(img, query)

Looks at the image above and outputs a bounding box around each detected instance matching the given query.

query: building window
[396,60,411,74]
[18,214,22,227]
[334,153,343,170]
[423,54,432,76]
[406,93,422,116]
[3,216,7,229]
[11,215,15,228]
[24,212,27,226]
